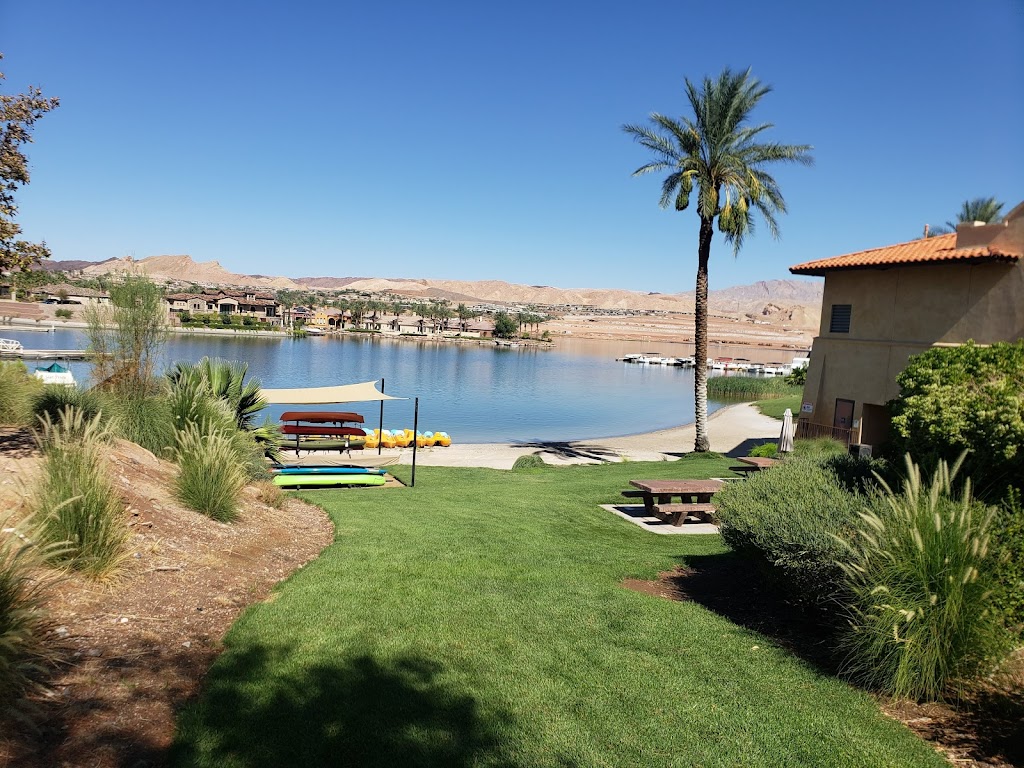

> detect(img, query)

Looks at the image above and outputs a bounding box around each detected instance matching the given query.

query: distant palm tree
[624,68,812,451]
[925,197,1005,237]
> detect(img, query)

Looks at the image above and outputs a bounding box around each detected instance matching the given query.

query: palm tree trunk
[693,217,713,452]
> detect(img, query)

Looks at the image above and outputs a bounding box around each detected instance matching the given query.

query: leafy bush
[174,423,247,522]
[105,391,176,456]
[748,442,778,458]
[890,340,1024,498]
[32,385,105,428]
[54,308,72,320]
[835,455,1009,701]
[785,365,807,386]
[0,360,43,426]
[989,487,1024,636]
[707,376,801,401]
[31,409,128,578]
[715,453,864,609]
[0,516,62,727]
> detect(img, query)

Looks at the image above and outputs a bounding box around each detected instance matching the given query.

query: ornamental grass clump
[32,384,105,428]
[0,516,63,727]
[835,454,1009,701]
[0,360,43,426]
[174,423,246,522]
[31,408,128,579]
[706,375,800,401]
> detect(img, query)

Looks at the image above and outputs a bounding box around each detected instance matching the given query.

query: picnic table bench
[625,479,724,526]
[728,456,781,476]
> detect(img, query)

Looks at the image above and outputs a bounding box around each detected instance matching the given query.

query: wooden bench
[621,489,648,499]
[652,502,717,526]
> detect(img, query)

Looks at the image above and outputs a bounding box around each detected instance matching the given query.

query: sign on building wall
[801,402,814,414]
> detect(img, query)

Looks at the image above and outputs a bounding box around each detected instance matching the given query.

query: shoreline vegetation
[0,314,809,353]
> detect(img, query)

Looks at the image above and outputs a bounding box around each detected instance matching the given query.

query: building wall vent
[830,304,852,333]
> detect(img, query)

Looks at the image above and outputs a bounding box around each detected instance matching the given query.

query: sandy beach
[384,402,781,469]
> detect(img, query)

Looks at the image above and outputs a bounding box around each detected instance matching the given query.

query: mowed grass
[174,457,944,767]
[754,393,802,420]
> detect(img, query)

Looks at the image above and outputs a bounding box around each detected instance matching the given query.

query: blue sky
[3,0,1022,291]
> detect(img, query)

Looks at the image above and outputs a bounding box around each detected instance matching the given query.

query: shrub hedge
[714,453,865,610]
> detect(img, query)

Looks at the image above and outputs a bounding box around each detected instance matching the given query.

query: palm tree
[926,197,1005,237]
[624,68,812,451]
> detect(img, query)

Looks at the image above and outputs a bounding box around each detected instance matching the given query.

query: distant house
[789,201,1024,449]
[310,307,346,330]
[165,289,281,325]
[31,283,111,305]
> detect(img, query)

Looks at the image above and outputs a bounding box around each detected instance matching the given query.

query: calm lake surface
[4,328,801,443]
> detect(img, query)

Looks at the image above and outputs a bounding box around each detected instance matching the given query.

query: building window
[829,304,852,333]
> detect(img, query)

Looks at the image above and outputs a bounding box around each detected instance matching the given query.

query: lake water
[3,328,800,443]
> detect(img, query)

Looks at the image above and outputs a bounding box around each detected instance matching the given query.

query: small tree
[1,53,60,273]
[493,311,518,339]
[85,275,168,396]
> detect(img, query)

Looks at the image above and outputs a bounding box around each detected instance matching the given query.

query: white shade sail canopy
[261,381,404,405]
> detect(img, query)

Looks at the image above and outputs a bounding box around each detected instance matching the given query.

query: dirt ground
[544,311,815,349]
[624,562,1024,768]
[0,431,335,768]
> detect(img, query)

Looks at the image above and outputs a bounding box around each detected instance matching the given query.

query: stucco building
[789,201,1024,449]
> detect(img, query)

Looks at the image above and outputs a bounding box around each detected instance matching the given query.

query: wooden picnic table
[733,456,780,473]
[626,479,724,526]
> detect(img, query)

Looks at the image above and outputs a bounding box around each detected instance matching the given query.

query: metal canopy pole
[378,377,385,455]
[411,397,419,487]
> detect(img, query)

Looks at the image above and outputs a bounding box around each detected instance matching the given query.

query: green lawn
[754,393,802,420]
[173,458,944,767]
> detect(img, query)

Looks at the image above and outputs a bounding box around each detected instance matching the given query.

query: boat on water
[34,361,75,386]
[303,326,326,335]
[495,340,520,348]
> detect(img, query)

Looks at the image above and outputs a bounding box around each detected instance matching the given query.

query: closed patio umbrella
[779,408,795,453]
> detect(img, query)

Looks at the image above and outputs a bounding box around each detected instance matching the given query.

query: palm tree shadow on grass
[509,441,620,463]
[173,645,523,768]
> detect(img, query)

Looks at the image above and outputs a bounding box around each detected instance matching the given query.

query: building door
[833,399,854,438]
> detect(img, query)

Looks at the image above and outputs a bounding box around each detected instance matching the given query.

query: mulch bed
[623,556,1024,768]
[1,434,335,768]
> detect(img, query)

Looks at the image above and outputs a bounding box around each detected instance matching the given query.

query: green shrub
[32,385,105,428]
[31,409,128,578]
[748,442,778,458]
[0,361,43,426]
[105,392,176,456]
[835,455,1009,701]
[174,423,247,522]
[989,487,1024,636]
[512,453,546,470]
[792,437,848,458]
[890,340,1024,499]
[707,376,801,401]
[715,453,864,609]
[54,308,72,320]
[0,515,62,727]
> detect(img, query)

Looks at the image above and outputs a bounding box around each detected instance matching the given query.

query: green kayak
[272,473,387,489]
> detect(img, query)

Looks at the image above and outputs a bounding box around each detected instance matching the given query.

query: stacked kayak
[362,429,452,448]
[270,464,388,489]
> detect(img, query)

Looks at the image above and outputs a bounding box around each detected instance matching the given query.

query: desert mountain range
[44,254,824,330]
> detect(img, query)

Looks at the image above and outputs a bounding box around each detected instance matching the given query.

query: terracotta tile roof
[790,233,1022,276]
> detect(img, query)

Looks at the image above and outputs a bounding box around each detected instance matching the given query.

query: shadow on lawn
[510,440,619,463]
[172,645,520,768]
[661,552,1024,768]
[664,551,838,673]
